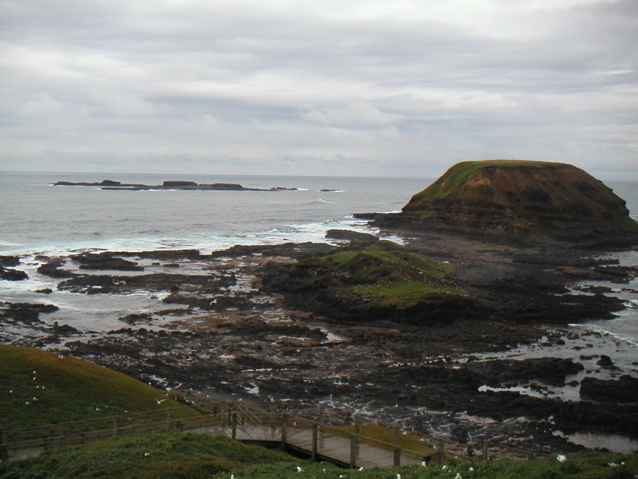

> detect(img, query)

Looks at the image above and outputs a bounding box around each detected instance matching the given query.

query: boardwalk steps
[1,399,541,467]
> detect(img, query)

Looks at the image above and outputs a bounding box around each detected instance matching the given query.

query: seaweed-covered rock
[261,240,475,324]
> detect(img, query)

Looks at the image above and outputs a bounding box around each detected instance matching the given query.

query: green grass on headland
[293,240,466,310]
[0,345,195,429]
[404,159,569,210]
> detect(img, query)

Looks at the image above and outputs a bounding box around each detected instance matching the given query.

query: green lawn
[0,345,197,429]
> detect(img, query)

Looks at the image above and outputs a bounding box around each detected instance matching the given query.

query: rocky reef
[365,160,638,242]
[53,179,297,191]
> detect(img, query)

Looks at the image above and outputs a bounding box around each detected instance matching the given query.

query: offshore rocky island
[3,160,638,454]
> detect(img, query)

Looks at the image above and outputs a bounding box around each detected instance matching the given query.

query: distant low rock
[53,179,297,192]
[162,180,198,188]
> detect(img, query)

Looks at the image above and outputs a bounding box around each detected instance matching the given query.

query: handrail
[1,397,543,465]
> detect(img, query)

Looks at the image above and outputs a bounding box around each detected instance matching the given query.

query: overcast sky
[1,0,637,179]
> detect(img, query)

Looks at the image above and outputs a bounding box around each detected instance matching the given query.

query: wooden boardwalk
[195,425,425,468]
[1,399,540,467]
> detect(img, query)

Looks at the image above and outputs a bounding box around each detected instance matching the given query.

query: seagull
[557,455,567,463]
[296,466,304,472]
[155,398,166,404]
[144,452,151,457]
[455,473,463,479]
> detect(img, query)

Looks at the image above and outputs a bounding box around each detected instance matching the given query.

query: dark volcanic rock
[325,229,378,241]
[0,302,59,324]
[71,252,144,271]
[467,358,584,387]
[580,375,638,403]
[38,258,75,278]
[0,267,28,281]
[0,256,20,267]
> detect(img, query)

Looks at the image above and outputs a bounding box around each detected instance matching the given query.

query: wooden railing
[0,398,542,466]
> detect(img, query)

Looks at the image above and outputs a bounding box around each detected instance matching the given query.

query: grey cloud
[0,0,636,178]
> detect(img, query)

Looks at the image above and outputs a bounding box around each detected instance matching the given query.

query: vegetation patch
[283,240,466,315]
[0,433,299,479]
[0,345,195,429]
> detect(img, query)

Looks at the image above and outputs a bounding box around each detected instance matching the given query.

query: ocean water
[0,172,424,254]
[1,171,637,371]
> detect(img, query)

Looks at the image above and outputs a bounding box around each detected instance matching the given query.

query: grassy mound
[0,433,299,479]
[291,240,465,309]
[262,240,470,323]
[0,345,190,429]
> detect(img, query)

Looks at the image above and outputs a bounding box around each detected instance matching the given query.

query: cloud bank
[1,0,636,178]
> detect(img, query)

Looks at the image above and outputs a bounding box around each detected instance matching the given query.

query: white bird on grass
[557,455,567,463]
[296,466,304,472]
[455,473,463,479]
[155,398,166,404]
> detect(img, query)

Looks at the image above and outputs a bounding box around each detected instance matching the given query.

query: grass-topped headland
[0,345,195,429]
[404,159,569,208]
[262,240,472,324]
[399,159,638,240]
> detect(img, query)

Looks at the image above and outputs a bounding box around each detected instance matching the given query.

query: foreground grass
[0,345,195,429]
[0,433,299,479]
[2,434,635,479]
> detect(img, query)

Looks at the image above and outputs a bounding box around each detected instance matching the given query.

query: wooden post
[281,415,288,447]
[318,405,325,424]
[481,440,488,461]
[231,413,238,440]
[166,409,171,433]
[393,428,401,466]
[350,432,358,468]
[112,416,118,437]
[311,423,318,461]
[0,431,8,463]
[437,439,446,465]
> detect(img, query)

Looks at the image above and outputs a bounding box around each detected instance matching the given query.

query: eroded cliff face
[402,160,638,240]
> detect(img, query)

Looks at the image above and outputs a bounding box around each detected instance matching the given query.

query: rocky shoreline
[2,227,638,454]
